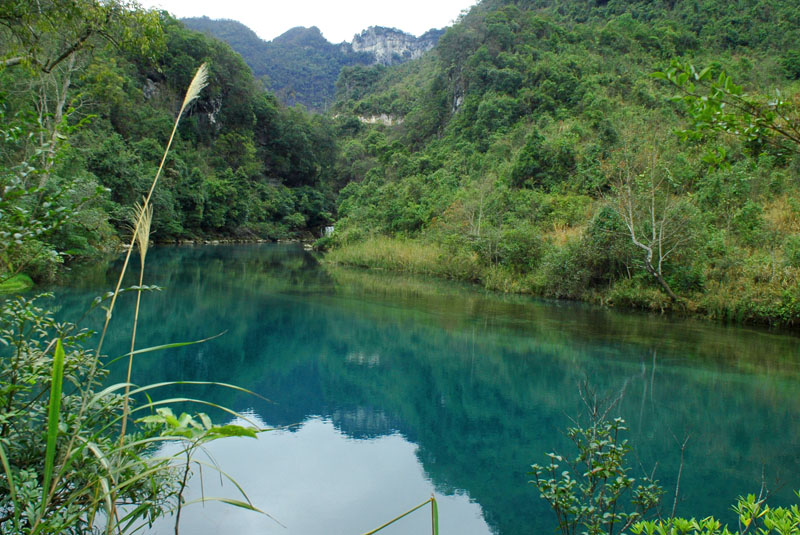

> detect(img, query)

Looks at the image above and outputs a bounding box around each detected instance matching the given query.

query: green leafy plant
[0,63,267,535]
[530,388,663,535]
[652,60,800,156]
[631,491,800,535]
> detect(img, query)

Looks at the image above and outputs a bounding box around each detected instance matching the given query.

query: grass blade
[431,495,439,535]
[0,443,20,529]
[41,338,66,514]
[360,498,433,535]
[104,332,227,367]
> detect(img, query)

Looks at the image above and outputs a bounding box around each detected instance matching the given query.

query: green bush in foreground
[530,414,662,535]
[530,391,799,535]
[631,492,800,535]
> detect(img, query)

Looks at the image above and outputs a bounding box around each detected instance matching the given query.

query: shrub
[497,224,546,273]
[530,389,662,535]
[784,234,800,267]
[631,492,800,535]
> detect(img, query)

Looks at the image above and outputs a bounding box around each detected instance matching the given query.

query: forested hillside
[183,18,373,110]
[1,4,338,285]
[326,0,800,325]
[3,0,800,325]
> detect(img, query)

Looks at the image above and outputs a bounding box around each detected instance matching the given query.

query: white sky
[138,0,480,43]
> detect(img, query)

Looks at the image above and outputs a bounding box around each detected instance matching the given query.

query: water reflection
[149,416,491,535]
[48,244,800,535]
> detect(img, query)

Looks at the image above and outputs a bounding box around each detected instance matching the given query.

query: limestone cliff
[351,26,445,66]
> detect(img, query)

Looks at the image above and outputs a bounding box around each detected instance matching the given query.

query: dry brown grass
[763,193,800,234]
[545,224,586,247]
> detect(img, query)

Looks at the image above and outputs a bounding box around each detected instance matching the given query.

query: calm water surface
[52,244,800,535]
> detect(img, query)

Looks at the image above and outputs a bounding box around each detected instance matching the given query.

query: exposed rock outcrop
[351,26,445,66]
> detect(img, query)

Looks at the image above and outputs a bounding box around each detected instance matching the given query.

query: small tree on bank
[608,148,696,302]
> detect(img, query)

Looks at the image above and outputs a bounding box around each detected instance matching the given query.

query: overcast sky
[138,0,480,43]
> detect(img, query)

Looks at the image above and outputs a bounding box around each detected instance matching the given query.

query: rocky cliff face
[181,19,444,110]
[351,26,445,66]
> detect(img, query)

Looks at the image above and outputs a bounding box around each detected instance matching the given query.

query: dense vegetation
[2,0,798,532]
[183,18,374,111]
[325,0,800,326]
[1,5,340,285]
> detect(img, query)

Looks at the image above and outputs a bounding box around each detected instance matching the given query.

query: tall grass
[0,63,267,535]
[326,235,482,281]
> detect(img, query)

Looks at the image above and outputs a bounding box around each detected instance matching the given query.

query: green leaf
[213,424,258,438]
[41,338,66,514]
[0,443,20,529]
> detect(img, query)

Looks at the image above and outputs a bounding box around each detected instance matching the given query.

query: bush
[497,224,546,272]
[607,278,672,311]
[540,240,592,299]
[530,390,662,535]
[632,492,800,535]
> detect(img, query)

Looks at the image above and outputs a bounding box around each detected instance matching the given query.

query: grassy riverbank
[325,235,800,327]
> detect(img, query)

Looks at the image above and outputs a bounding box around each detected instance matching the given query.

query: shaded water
[51,244,800,534]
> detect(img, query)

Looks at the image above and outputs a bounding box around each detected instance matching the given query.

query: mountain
[181,18,445,111]
[327,0,800,325]
[351,26,445,66]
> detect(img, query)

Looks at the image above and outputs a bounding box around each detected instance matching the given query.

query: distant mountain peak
[273,26,326,44]
[351,26,445,66]
[181,18,444,110]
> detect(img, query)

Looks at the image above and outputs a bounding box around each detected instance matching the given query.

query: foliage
[529,396,663,535]
[0,3,343,287]
[0,0,163,72]
[630,492,800,535]
[0,295,175,533]
[327,0,800,325]
[653,60,800,156]
[183,19,375,111]
[0,60,266,535]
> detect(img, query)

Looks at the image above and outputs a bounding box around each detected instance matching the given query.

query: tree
[530,385,663,535]
[653,60,800,156]
[1,0,162,188]
[609,147,697,302]
[0,0,162,73]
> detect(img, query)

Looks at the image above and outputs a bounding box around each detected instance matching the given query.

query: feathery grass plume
[98,61,208,357]
[131,199,153,265]
[120,199,153,441]
[37,63,211,530]
[179,62,209,116]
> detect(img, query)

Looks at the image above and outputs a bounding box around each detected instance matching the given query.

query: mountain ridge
[181,17,444,110]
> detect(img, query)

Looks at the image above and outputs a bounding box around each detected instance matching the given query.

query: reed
[0,63,269,535]
[360,496,439,535]
[120,199,152,441]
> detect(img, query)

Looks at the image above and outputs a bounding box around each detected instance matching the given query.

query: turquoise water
[52,244,800,534]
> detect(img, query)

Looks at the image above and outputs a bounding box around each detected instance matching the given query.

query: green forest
[1,1,340,288]
[325,0,800,326]
[2,0,800,321]
[182,18,374,111]
[2,0,800,532]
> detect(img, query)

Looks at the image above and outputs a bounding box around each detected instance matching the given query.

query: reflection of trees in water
[49,244,800,535]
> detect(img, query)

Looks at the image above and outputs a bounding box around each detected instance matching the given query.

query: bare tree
[610,148,695,301]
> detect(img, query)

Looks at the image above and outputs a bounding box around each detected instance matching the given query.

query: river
[51,243,800,535]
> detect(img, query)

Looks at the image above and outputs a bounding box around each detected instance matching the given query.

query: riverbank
[325,235,800,328]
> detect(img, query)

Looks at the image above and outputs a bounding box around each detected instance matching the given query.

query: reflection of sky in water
[50,245,800,534]
[149,416,492,535]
